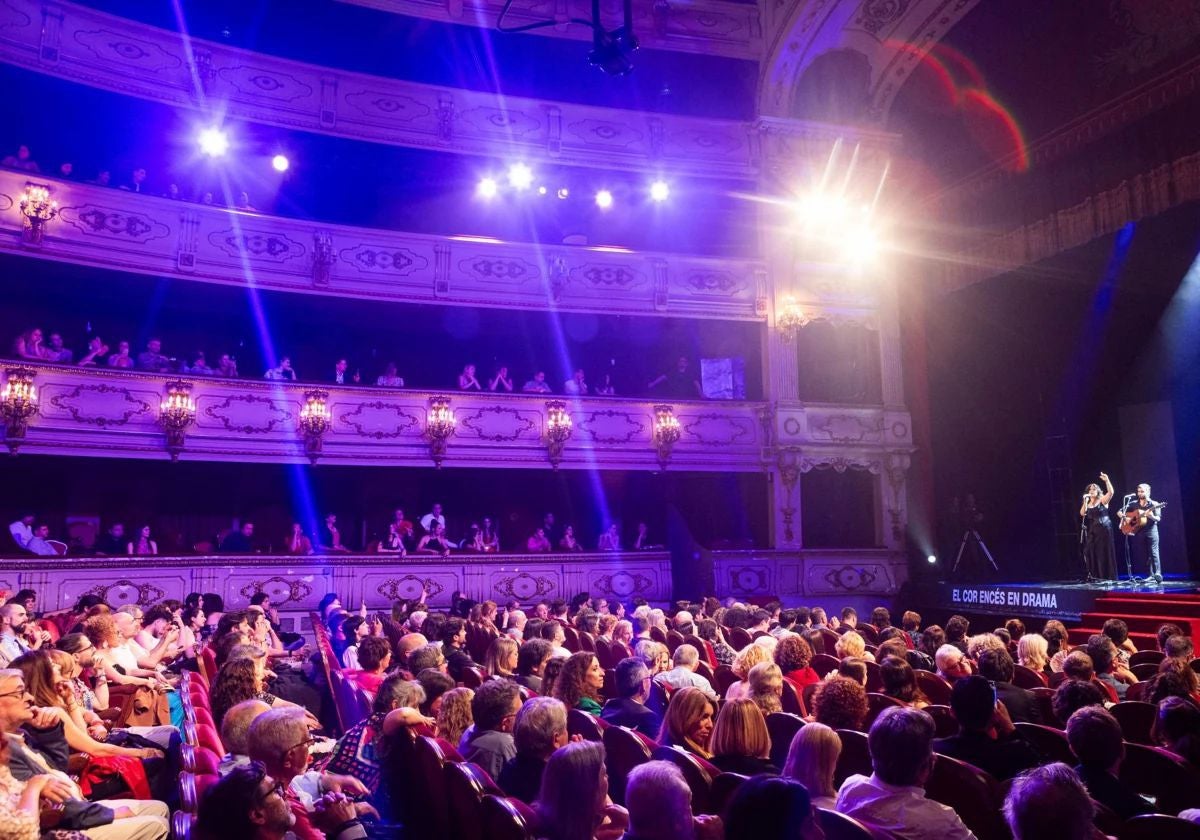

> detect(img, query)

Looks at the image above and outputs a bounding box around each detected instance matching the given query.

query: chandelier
[425,396,456,468]
[1,368,38,454]
[159,380,196,461]
[298,389,331,463]
[19,185,58,245]
[653,404,682,470]
[777,296,805,342]
[544,400,573,469]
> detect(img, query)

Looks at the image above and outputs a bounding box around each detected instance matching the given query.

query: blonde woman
[1017,633,1050,676]
[726,644,773,701]
[484,636,519,680]
[658,686,716,760]
[834,631,873,662]
[709,698,777,775]
[746,661,783,715]
[782,722,841,809]
[436,687,474,746]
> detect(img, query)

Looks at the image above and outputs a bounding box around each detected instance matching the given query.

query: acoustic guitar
[1119,502,1167,536]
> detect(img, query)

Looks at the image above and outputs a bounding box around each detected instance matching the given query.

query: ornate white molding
[712,548,906,599]
[0,170,765,320]
[2,363,767,470]
[337,0,763,61]
[758,0,979,122]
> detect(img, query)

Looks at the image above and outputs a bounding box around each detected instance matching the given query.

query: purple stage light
[595,189,613,209]
[507,163,534,190]
[477,177,499,199]
[198,127,229,157]
[650,180,670,202]
[538,185,548,195]
[557,187,570,199]
[272,154,290,172]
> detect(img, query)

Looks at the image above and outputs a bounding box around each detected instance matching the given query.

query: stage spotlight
[477,177,499,199]
[649,180,670,202]
[538,186,548,195]
[557,187,570,199]
[927,554,937,564]
[198,127,229,157]
[271,154,290,172]
[595,189,613,209]
[507,163,533,190]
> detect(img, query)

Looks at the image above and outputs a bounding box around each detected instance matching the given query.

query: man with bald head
[0,603,43,667]
[219,698,272,774]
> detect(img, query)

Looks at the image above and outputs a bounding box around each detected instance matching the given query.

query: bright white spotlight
[650,180,670,202]
[477,177,499,199]
[271,154,290,172]
[507,163,533,190]
[557,187,570,199]
[595,189,613,209]
[840,225,880,264]
[927,554,937,564]
[198,127,229,157]
[537,186,548,195]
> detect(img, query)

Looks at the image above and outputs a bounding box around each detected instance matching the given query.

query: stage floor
[921,576,1200,622]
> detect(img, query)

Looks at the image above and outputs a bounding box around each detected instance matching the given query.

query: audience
[622,760,720,840]
[977,647,1040,723]
[708,698,777,775]
[553,651,605,715]
[782,722,841,809]
[654,644,718,701]
[459,678,521,779]
[498,696,568,804]
[812,676,869,732]
[658,686,716,759]
[1065,705,1155,821]
[724,775,822,840]
[1003,762,1096,840]
[933,675,1042,780]
[532,740,628,840]
[600,657,661,738]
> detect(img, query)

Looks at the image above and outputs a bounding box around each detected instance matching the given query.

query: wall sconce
[298,389,331,463]
[777,296,804,342]
[0,367,38,454]
[425,396,456,468]
[653,404,681,470]
[158,380,196,461]
[19,185,58,246]
[544,400,573,469]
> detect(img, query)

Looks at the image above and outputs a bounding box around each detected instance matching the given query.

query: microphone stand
[1079,497,1089,583]
[1121,493,1138,585]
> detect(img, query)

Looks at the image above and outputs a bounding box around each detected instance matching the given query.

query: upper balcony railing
[0,169,768,322]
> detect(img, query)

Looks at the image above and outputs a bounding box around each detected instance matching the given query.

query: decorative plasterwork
[759,0,980,121]
[337,0,763,61]
[712,548,906,597]
[0,170,765,321]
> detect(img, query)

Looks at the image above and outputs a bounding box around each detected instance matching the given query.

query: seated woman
[553,652,605,715]
[558,525,583,551]
[811,676,869,731]
[775,635,819,690]
[746,661,784,715]
[84,614,168,692]
[177,605,206,664]
[532,740,627,840]
[879,655,929,709]
[835,631,873,662]
[526,528,552,553]
[1017,633,1051,677]
[434,687,474,747]
[658,686,717,760]
[348,636,393,698]
[709,698,778,776]
[484,636,519,681]
[324,675,431,793]
[209,649,316,728]
[725,644,773,701]
[416,524,452,556]
[782,722,841,810]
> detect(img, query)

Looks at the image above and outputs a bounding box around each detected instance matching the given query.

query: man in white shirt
[7,514,34,549]
[836,706,976,840]
[653,645,719,702]
[24,524,58,556]
[419,503,446,534]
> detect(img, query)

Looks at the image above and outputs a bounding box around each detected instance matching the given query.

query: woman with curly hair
[659,686,717,759]
[879,655,928,709]
[436,687,475,746]
[726,643,773,701]
[834,631,873,662]
[541,656,566,699]
[484,636,519,680]
[811,676,869,731]
[775,635,818,689]
[552,652,605,715]
[209,651,308,727]
[84,613,163,690]
[746,662,783,715]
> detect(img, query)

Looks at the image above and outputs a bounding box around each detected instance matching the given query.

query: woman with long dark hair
[1079,471,1116,582]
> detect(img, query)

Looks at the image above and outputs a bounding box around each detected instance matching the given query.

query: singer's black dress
[1084,502,1117,581]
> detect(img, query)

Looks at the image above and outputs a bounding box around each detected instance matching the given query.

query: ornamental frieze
[199,393,294,435]
[456,406,539,443]
[60,204,170,243]
[680,413,755,446]
[577,409,646,445]
[240,576,314,605]
[208,229,306,263]
[335,402,422,439]
[45,383,155,428]
[492,571,558,600]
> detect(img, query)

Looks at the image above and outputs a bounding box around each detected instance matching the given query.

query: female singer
[1080,472,1116,582]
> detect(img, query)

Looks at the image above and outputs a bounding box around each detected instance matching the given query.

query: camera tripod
[952,528,999,573]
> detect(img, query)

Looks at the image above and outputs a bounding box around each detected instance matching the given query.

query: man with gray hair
[935,643,973,684]
[218,698,272,773]
[601,657,661,738]
[1003,763,1095,840]
[623,760,722,840]
[498,696,568,803]
[836,706,975,840]
[653,644,718,701]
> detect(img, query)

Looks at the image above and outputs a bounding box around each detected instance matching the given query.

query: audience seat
[194,723,224,756]
[709,772,748,814]
[445,761,502,840]
[695,659,716,687]
[864,693,904,727]
[568,708,604,741]
[714,665,738,696]
[1125,682,1148,702]
[172,811,193,840]
[765,712,805,769]
[1110,701,1158,746]
[411,736,454,834]
[481,794,534,840]
[665,629,685,653]
[864,661,883,692]
[819,629,842,653]
[855,625,880,645]
[833,730,871,786]
[331,669,364,730]
[179,772,199,814]
[646,680,670,717]
[1118,814,1200,839]
[684,635,718,669]
[816,807,899,840]
[925,753,1006,840]
[563,625,581,653]
[1030,687,1060,727]
[577,631,596,653]
[461,666,485,689]
[802,682,819,714]
[914,671,952,706]
[1093,677,1120,704]
[603,725,652,806]
[192,705,216,730]
[780,678,807,716]
[811,653,840,679]
[1131,662,1161,681]
[1119,743,1200,816]
[728,627,752,650]
[1011,664,1047,689]
[651,745,713,814]
[1013,722,1074,765]
[924,705,959,739]
[1091,799,1124,838]
[34,619,61,643]
[1129,650,1165,667]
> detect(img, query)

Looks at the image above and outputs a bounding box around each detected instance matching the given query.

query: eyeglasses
[281,735,316,758]
[257,780,285,803]
[0,688,27,700]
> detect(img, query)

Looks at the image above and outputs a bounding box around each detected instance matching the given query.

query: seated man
[836,706,975,840]
[460,679,521,780]
[933,675,1043,780]
[439,619,478,682]
[24,523,58,556]
[197,762,297,839]
[654,644,718,702]
[623,760,720,840]
[935,644,973,684]
[1003,763,1096,840]
[977,647,1040,724]
[1065,705,1155,821]
[1085,634,1134,701]
[218,698,272,774]
[498,697,568,803]
[601,657,662,739]
[0,668,170,839]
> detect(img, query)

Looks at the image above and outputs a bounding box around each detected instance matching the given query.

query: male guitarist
[1123,483,1163,584]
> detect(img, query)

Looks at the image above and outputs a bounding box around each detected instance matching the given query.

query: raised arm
[1099,472,1114,506]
